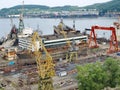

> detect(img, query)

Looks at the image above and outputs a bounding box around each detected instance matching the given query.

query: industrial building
[18,35,88,50]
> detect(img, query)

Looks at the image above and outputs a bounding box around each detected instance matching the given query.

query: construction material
[58,71,67,77]
[3,47,17,60]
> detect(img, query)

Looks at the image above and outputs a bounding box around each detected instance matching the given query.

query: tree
[103,58,120,87]
[76,58,120,90]
[76,62,107,90]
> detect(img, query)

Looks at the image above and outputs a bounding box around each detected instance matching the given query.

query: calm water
[0,17,117,39]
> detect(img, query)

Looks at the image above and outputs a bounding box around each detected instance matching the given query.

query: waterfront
[0,17,117,39]
[0,17,120,90]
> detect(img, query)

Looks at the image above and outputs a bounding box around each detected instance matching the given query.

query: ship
[0,19,88,74]
[18,20,88,61]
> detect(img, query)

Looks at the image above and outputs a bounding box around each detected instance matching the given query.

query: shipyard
[0,0,120,90]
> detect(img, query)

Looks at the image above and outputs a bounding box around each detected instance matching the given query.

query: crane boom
[58,22,71,47]
[18,1,24,33]
[31,32,55,90]
[58,21,77,62]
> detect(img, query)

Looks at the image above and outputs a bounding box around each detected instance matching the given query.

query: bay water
[0,17,117,39]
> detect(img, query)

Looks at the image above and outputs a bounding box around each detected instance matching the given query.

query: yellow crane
[58,20,78,62]
[31,32,55,90]
[58,22,71,47]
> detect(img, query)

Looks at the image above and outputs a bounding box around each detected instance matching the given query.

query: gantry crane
[31,32,55,90]
[88,25,119,54]
[58,20,78,62]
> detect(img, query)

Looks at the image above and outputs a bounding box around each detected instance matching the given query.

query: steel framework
[31,32,55,90]
[88,26,119,54]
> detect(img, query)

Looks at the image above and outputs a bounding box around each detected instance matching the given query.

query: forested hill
[0,0,119,17]
[83,0,120,12]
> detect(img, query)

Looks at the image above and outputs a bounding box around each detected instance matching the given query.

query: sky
[0,0,111,9]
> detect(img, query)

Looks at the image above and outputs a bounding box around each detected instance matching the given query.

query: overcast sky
[0,0,111,9]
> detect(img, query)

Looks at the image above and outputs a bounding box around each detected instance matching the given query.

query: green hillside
[84,0,120,12]
[0,0,119,17]
[0,5,80,17]
[50,5,80,11]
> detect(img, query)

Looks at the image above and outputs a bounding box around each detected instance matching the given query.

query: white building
[18,27,33,38]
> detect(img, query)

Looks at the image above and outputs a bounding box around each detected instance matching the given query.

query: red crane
[88,26,119,54]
